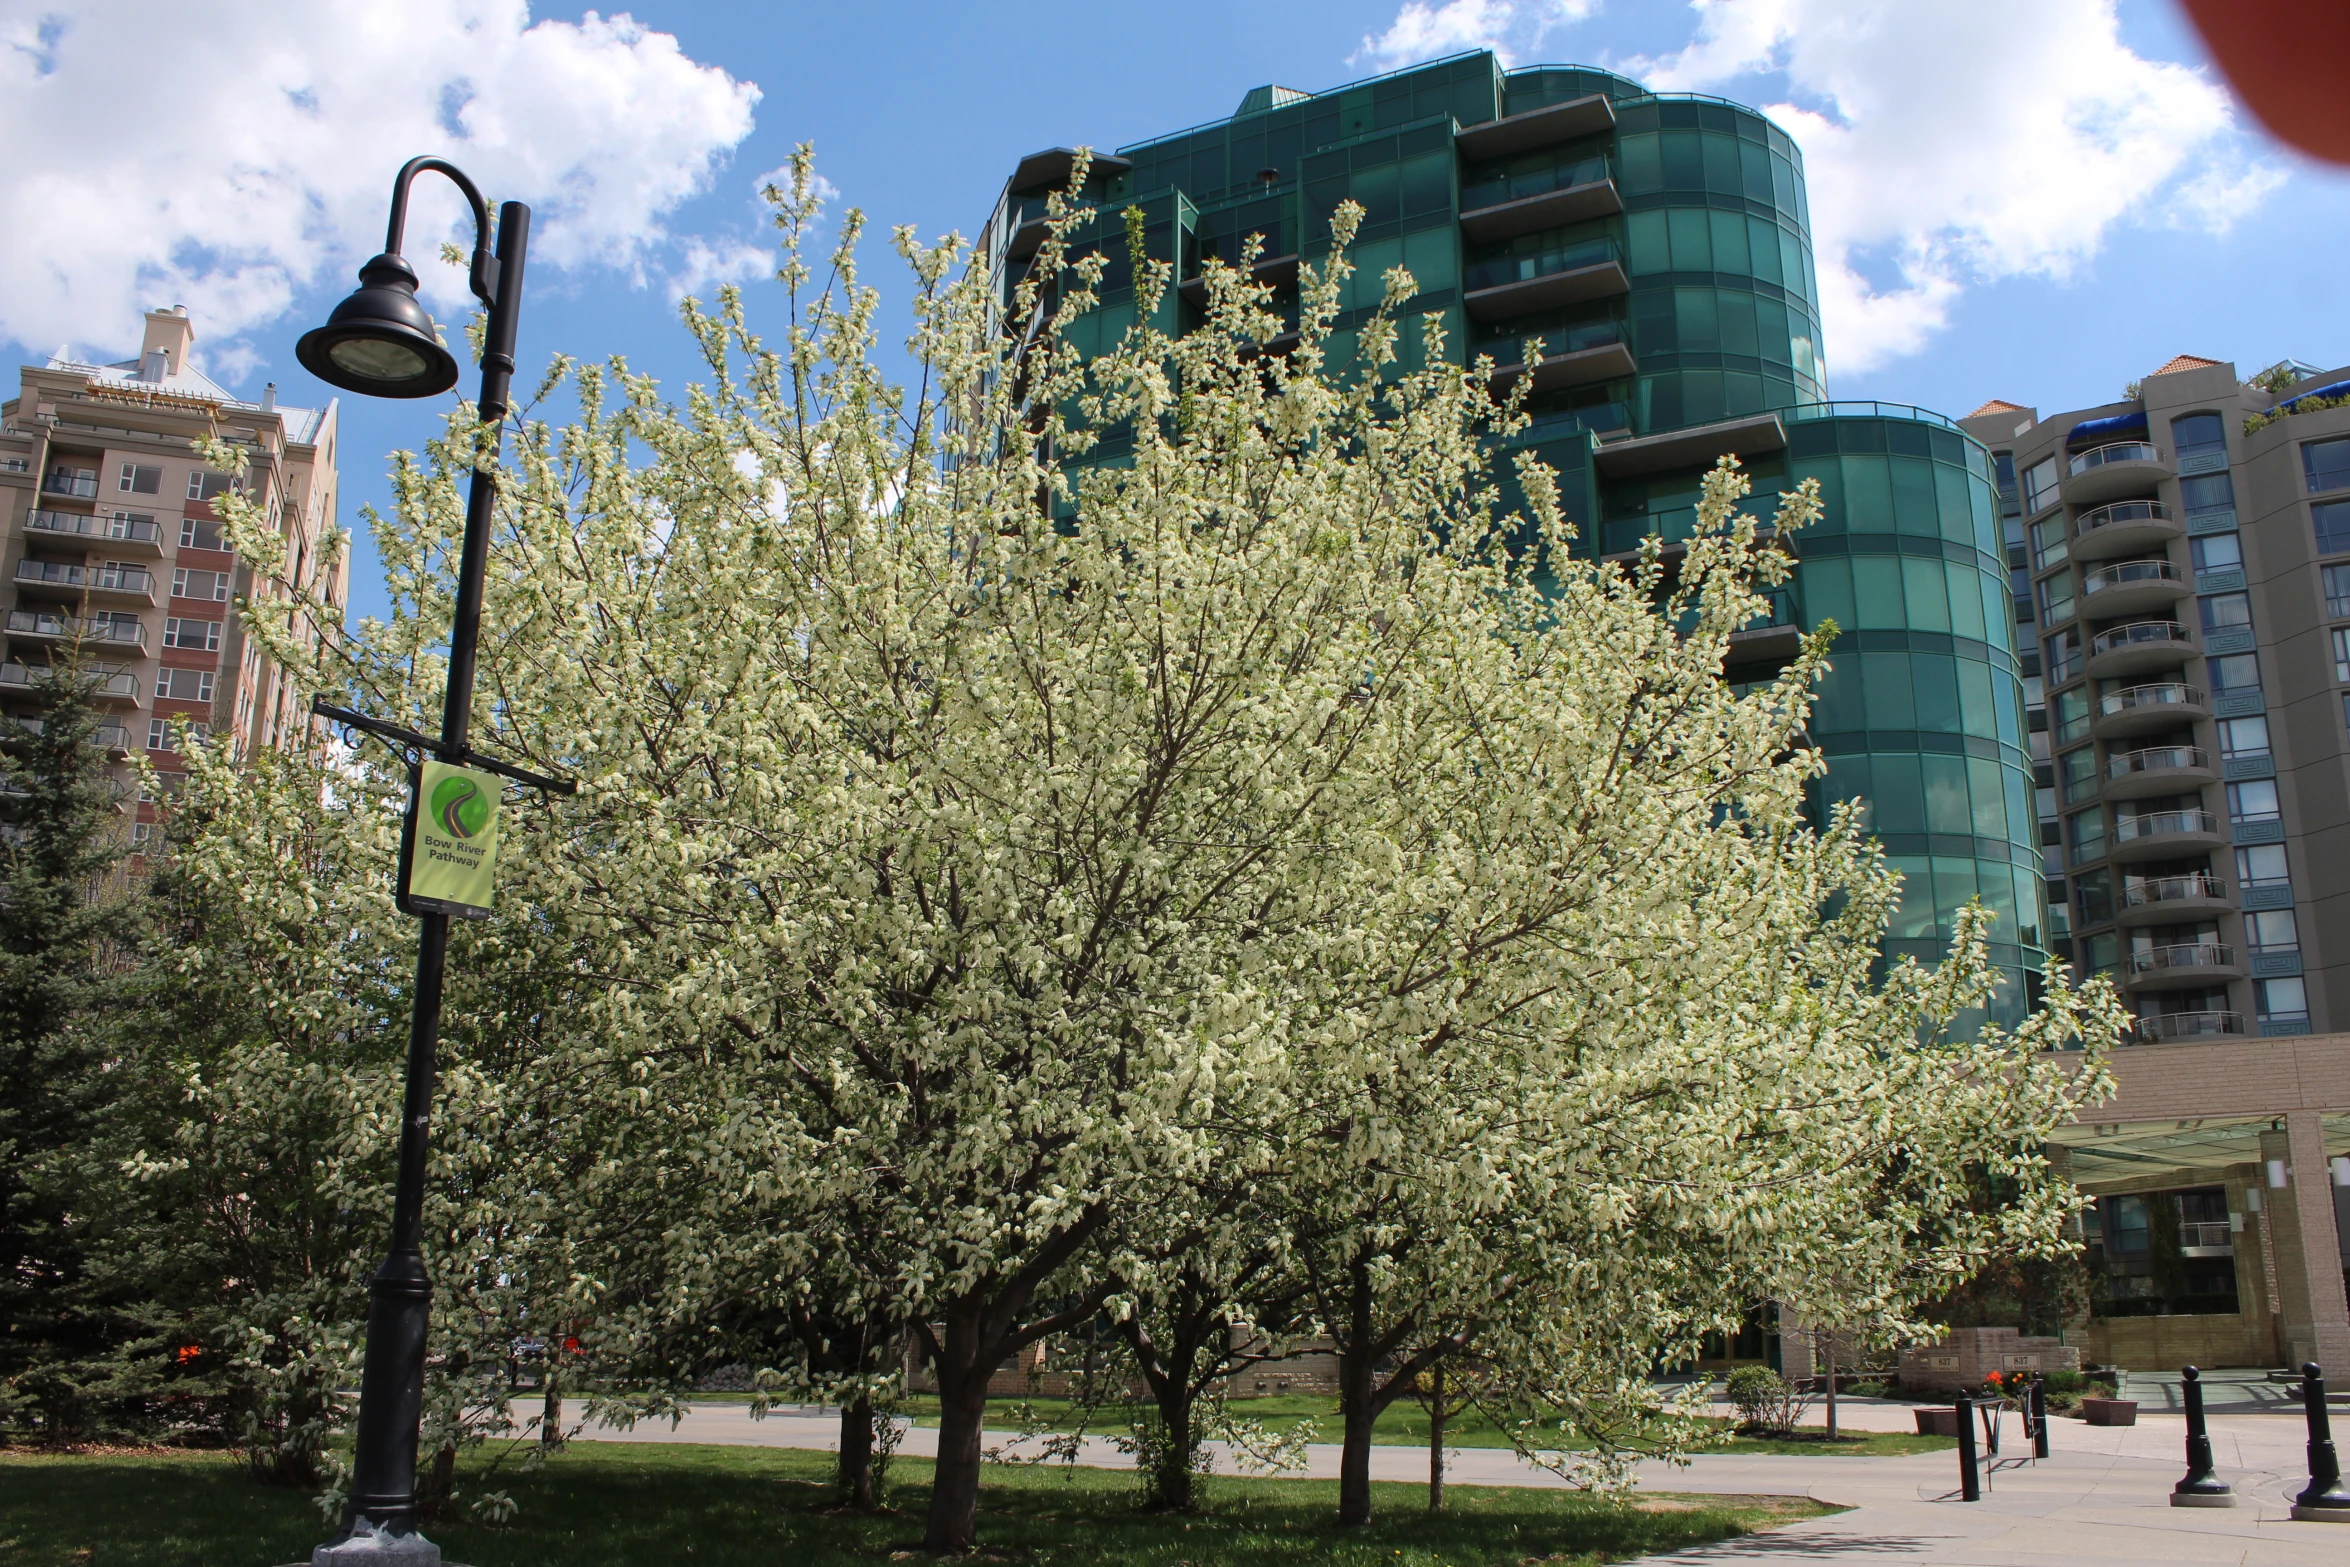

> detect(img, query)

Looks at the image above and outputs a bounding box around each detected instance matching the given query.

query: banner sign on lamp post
[401,760,501,918]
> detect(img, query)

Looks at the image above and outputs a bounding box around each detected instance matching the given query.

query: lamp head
[294,252,459,398]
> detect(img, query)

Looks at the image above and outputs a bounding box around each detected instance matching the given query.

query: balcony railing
[2069,441,2161,476]
[2129,942,2235,975]
[2091,620,2190,656]
[1460,153,1613,214]
[25,508,161,545]
[0,662,139,699]
[2114,808,2219,842]
[2177,1219,2234,1252]
[2108,744,2210,780]
[2131,1010,2243,1041]
[2083,559,2185,595]
[41,470,98,498]
[1464,234,1621,294]
[3,610,147,647]
[2100,682,2202,718]
[1473,317,1626,361]
[94,565,152,593]
[2123,871,2224,906]
[2076,499,2173,536]
[6,717,131,750]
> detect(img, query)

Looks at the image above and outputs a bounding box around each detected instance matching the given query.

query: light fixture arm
[384,155,498,308]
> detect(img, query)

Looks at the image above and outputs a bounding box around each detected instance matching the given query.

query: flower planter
[1914,1407,1960,1436]
[2082,1398,2138,1426]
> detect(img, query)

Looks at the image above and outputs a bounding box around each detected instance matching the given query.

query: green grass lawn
[0,1442,1834,1567]
[887,1392,1952,1458]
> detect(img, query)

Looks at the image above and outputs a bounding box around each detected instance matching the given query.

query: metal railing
[2099,682,2202,718]
[1464,234,1622,293]
[2123,871,2224,906]
[2114,808,2219,842]
[1460,153,1613,214]
[0,662,139,699]
[94,565,152,593]
[25,508,161,545]
[2091,620,2190,656]
[2129,943,2235,975]
[2069,441,2161,476]
[2084,559,2185,595]
[2108,744,2210,779]
[21,560,159,594]
[2131,1010,2243,1041]
[1474,317,1626,360]
[41,470,98,498]
[2076,499,2173,536]
[2178,1219,2234,1249]
[3,610,147,647]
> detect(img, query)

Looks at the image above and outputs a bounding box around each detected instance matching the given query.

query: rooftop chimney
[140,305,194,380]
[262,382,277,411]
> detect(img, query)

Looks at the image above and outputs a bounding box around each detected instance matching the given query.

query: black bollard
[2031,1375,2049,1461]
[2292,1362,2350,1522]
[2171,1365,2233,1507]
[1954,1391,1981,1501]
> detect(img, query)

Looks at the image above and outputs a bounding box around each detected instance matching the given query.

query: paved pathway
[578,1399,2350,1563]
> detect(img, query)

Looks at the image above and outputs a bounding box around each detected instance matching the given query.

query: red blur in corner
[2180,0,2350,163]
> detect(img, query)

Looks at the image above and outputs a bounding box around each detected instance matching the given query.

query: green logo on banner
[407,760,501,917]
[431,774,491,838]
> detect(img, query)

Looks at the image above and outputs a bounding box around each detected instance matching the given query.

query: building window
[155,667,215,703]
[130,821,156,847]
[117,462,161,495]
[2022,456,2060,514]
[2037,572,2075,626]
[2315,499,2350,557]
[2207,653,2261,696]
[2074,866,2114,927]
[2235,842,2290,891]
[2172,411,2226,459]
[171,567,232,601]
[2031,513,2068,570]
[163,617,221,652]
[2198,591,2252,634]
[2326,564,2350,619]
[2046,627,2083,685]
[2227,778,2281,826]
[2180,471,2236,519]
[145,718,168,751]
[2336,629,2350,683]
[179,517,227,551]
[2191,532,2241,574]
[186,470,238,502]
[2066,807,2106,865]
[2218,714,2271,759]
[2245,907,2300,954]
[2304,436,2350,494]
[2255,976,2309,1030]
[2058,743,2099,805]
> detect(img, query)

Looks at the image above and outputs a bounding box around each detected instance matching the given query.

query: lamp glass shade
[295,252,461,399]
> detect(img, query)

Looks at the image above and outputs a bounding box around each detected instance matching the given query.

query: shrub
[1724,1366,1810,1436]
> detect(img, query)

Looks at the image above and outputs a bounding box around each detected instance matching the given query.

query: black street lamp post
[296,157,538,1565]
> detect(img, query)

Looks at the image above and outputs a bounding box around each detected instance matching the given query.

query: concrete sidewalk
[577,1400,2348,1563]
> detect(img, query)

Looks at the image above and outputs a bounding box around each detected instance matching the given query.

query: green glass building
[983,51,2042,1020]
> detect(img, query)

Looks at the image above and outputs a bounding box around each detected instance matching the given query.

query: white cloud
[1630,0,2281,374]
[0,1,758,376]
[1354,0,1598,71]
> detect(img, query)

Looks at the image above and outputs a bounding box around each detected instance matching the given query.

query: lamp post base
[2289,1502,2350,1523]
[313,1516,444,1564]
[2169,1489,2235,1507]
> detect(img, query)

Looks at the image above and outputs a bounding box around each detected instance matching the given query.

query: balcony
[1177,250,1300,308]
[0,661,140,702]
[41,470,98,499]
[7,715,132,754]
[2118,870,2230,924]
[24,508,163,555]
[2093,682,2206,740]
[1464,236,1629,323]
[2061,441,2167,506]
[2125,942,2243,990]
[2110,807,2223,862]
[2071,499,2181,562]
[1453,91,1618,162]
[2105,744,2216,798]
[90,566,156,605]
[2129,1010,2246,1042]
[1482,318,1638,393]
[2085,618,2193,679]
[2081,558,2188,616]
[1459,155,1620,242]
[4,610,147,650]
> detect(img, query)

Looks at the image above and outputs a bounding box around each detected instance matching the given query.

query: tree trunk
[1152,1385,1196,1511]
[1336,1260,1383,1527]
[1427,1359,1445,1511]
[1823,1338,1837,1441]
[839,1393,877,1509]
[541,1379,563,1450]
[923,1311,993,1552]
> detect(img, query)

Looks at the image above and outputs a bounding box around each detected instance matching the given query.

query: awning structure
[2045,1114,2348,1188]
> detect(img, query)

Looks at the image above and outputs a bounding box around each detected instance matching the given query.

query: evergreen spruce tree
[0,653,150,1439]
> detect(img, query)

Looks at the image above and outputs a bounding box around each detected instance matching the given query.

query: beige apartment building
[0,307,344,840]
[1956,357,2350,1372]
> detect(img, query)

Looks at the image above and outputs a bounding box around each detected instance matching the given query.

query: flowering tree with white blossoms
[197,149,2121,1549]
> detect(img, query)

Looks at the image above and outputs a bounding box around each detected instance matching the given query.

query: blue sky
[5,0,2345,627]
